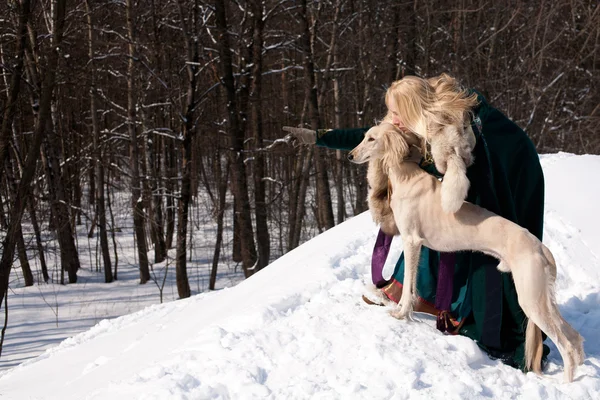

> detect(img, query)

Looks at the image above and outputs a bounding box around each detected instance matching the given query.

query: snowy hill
[0,153,599,399]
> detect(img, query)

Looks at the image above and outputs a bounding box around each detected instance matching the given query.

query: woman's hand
[282,126,316,145]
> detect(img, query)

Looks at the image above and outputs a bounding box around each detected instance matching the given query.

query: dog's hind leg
[391,238,422,321]
[526,302,582,382]
[545,299,585,382]
[513,252,583,382]
[541,244,585,368]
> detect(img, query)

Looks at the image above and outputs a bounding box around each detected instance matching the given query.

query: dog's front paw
[390,307,404,320]
[390,301,414,321]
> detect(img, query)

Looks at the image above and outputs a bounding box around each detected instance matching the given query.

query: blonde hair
[384,73,479,140]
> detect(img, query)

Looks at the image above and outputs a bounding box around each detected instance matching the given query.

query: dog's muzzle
[347,153,354,161]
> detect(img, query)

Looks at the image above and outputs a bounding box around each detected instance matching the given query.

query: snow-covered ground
[0,189,247,371]
[0,152,599,399]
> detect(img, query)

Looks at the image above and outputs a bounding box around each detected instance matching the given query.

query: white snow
[0,153,599,399]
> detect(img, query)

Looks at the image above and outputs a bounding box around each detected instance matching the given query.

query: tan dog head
[348,122,423,167]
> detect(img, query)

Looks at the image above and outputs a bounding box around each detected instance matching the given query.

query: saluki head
[348,122,423,167]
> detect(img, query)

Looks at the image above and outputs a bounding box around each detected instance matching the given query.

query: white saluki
[348,122,584,382]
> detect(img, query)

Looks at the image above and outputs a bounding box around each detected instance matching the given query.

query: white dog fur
[349,122,584,383]
[428,122,476,214]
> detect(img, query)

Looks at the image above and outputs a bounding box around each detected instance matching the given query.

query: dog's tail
[441,153,469,213]
[525,317,544,375]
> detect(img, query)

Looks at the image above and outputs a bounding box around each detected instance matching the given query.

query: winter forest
[0,0,598,360]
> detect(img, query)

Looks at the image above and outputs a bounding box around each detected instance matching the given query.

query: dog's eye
[368,138,375,142]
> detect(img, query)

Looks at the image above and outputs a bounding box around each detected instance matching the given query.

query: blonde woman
[385,74,477,213]
[283,73,548,373]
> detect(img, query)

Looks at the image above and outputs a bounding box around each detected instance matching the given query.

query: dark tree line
[0,0,598,350]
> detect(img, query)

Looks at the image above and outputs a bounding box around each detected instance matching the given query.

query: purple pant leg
[371,229,393,287]
[435,252,455,311]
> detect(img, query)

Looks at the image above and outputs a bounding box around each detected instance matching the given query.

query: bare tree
[27,195,48,282]
[209,154,230,290]
[299,0,334,232]
[0,0,67,308]
[249,0,270,270]
[4,159,34,286]
[126,0,151,284]
[214,0,258,277]
[0,0,29,179]
[85,0,112,283]
[41,121,80,284]
[173,0,202,298]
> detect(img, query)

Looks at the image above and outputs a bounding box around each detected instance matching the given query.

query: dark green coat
[316,92,548,369]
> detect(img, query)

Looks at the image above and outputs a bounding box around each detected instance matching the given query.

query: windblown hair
[384,73,479,214]
[384,73,479,140]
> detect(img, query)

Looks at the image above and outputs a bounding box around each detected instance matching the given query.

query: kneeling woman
[283,73,548,371]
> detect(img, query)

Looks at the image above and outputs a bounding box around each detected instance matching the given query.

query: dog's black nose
[347,153,354,161]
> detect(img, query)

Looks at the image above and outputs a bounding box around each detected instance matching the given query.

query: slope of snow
[0,153,599,399]
[0,191,246,372]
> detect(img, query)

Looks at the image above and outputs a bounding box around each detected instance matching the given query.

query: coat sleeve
[315,127,369,151]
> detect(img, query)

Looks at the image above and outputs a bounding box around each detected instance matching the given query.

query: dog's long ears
[382,130,409,168]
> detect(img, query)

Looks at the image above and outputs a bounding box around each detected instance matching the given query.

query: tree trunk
[150,135,167,263]
[0,0,30,182]
[154,141,167,256]
[139,114,154,252]
[299,0,334,231]
[288,147,313,251]
[209,155,230,290]
[333,48,345,224]
[70,130,83,226]
[4,155,34,287]
[286,153,301,252]
[0,0,67,309]
[106,166,119,280]
[232,199,242,262]
[147,2,169,259]
[249,0,270,270]
[165,138,176,250]
[451,0,463,74]
[387,2,401,82]
[402,0,417,77]
[41,133,80,283]
[88,154,95,207]
[126,0,150,284]
[175,128,192,298]
[38,59,80,284]
[174,0,201,298]
[85,0,112,283]
[27,196,48,282]
[214,0,257,277]
[15,226,33,286]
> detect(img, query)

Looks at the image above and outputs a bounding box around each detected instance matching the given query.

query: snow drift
[0,153,599,400]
